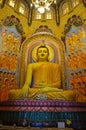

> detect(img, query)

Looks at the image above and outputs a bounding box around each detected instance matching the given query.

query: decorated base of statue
[0,100,86,128]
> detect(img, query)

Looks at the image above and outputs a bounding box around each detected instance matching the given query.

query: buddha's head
[37,45,49,62]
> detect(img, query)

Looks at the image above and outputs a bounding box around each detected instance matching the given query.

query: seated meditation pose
[9,45,75,100]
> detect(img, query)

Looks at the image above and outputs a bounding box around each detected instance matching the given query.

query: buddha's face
[37,47,49,61]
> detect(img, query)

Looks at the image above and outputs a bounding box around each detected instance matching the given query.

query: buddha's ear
[36,57,39,62]
[36,52,38,62]
[47,54,50,62]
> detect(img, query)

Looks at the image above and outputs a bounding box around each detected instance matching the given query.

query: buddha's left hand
[42,87,63,93]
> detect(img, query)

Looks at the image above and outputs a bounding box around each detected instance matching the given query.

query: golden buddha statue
[9,45,75,100]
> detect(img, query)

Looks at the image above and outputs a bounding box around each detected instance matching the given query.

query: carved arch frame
[19,33,66,89]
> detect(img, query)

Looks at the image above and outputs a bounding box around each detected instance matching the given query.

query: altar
[0,100,86,128]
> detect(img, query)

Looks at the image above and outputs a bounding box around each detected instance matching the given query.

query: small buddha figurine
[9,45,75,100]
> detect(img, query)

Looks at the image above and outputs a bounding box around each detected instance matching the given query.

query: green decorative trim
[2,15,25,35]
[63,15,83,35]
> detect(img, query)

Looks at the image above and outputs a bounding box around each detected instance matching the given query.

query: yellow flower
[66,119,72,125]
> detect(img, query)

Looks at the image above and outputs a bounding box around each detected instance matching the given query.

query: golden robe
[9,62,75,101]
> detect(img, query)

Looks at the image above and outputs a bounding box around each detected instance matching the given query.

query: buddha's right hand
[21,87,29,97]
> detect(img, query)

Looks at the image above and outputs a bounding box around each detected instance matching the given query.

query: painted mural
[62,15,86,102]
[0,15,25,101]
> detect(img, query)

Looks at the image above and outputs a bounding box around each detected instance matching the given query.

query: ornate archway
[19,26,66,89]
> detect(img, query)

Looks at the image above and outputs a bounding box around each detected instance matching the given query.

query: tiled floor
[0,126,74,130]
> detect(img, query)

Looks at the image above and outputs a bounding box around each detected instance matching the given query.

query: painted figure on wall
[0,52,18,71]
[0,15,25,97]
[9,44,75,101]
[0,71,17,101]
[2,30,21,54]
[66,27,86,102]
[63,15,86,102]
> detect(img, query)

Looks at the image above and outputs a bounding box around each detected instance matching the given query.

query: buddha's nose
[41,53,44,56]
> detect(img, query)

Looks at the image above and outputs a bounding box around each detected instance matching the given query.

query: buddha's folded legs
[8,87,75,101]
[46,90,75,100]
[29,88,75,101]
[29,88,43,99]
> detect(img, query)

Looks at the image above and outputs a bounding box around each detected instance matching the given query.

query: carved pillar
[28,0,33,26]
[0,0,6,8]
[55,0,60,26]
[56,4,60,26]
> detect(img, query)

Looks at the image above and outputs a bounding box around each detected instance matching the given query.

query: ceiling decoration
[31,0,54,13]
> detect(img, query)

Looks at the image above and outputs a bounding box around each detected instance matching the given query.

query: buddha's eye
[43,50,47,53]
[38,50,42,53]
